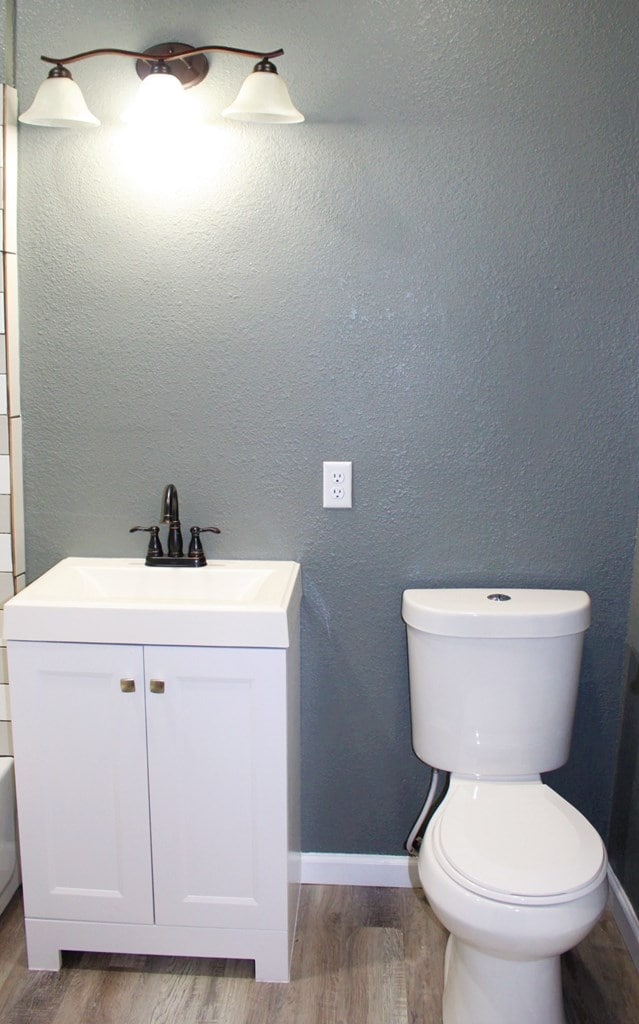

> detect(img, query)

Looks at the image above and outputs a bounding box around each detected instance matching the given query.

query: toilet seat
[432,780,606,907]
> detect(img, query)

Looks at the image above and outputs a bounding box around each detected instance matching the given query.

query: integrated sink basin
[4,557,302,648]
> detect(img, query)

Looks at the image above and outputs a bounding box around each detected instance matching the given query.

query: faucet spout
[161,484,180,525]
[161,484,183,557]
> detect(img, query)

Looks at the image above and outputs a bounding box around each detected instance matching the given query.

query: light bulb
[122,68,199,128]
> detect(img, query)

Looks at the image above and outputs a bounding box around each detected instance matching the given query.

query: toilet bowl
[0,756,19,917]
[418,778,607,1024]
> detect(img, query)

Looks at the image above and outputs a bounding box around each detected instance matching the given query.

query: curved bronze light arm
[40,44,285,67]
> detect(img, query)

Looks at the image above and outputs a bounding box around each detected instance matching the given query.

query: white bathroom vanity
[5,558,302,983]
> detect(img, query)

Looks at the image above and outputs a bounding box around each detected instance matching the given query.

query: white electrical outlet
[323,461,352,508]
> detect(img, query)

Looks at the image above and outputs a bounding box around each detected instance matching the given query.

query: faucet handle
[129,525,163,558]
[188,525,221,562]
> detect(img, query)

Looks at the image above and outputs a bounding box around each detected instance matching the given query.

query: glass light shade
[122,70,198,127]
[19,75,100,128]
[222,69,304,124]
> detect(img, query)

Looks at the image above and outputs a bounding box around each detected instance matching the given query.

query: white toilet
[402,588,608,1024]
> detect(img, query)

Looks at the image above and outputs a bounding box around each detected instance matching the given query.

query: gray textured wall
[15,0,639,852]
[3,1,15,87]
[609,519,639,914]
[0,14,4,87]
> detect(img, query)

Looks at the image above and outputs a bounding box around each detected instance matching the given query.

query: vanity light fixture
[19,41,305,128]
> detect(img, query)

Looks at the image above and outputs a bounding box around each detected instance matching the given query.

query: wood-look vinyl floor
[0,885,636,1023]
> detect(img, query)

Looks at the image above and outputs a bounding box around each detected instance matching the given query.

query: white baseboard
[607,865,639,971]
[301,852,419,888]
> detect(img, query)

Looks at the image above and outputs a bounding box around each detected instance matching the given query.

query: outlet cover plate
[323,461,352,508]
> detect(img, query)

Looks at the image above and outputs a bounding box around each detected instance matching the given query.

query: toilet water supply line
[405,768,449,856]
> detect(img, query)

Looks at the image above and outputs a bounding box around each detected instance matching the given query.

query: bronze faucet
[130,484,220,566]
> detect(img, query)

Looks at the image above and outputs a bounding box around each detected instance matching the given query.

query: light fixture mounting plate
[135,43,209,88]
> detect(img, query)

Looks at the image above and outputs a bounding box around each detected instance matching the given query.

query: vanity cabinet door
[144,645,289,930]
[9,641,154,924]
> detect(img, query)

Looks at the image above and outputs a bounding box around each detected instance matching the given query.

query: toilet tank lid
[402,589,590,638]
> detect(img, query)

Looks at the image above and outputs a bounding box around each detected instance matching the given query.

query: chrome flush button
[487,593,511,601]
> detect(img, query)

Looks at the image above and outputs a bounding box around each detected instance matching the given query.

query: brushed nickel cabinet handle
[120,679,136,693]
[150,679,165,694]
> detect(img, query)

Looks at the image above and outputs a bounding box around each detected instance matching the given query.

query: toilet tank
[402,589,590,776]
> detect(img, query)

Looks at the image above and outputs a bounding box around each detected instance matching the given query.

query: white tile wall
[0,721,12,755]
[0,536,11,573]
[3,89,17,255]
[0,453,9,492]
[0,573,12,603]
[0,85,21,756]
[9,416,24,577]
[0,646,10,754]
[0,682,10,718]
[4,254,20,417]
